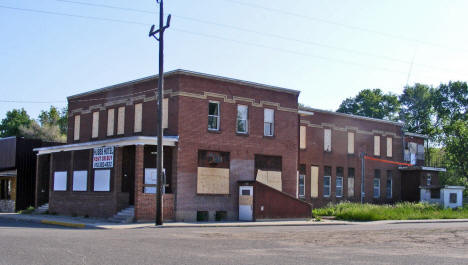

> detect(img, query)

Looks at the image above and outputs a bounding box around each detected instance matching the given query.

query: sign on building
[93,147,114,168]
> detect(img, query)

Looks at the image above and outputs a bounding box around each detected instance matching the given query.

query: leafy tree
[337,89,400,121]
[19,121,66,143]
[399,84,438,140]
[39,106,68,135]
[0,108,32,137]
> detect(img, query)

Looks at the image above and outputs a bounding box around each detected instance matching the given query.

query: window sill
[263,135,275,139]
[207,129,221,134]
[236,132,249,137]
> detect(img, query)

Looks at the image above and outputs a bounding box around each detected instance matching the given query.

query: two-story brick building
[34,69,434,222]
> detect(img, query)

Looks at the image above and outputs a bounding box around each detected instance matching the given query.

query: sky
[1,0,468,120]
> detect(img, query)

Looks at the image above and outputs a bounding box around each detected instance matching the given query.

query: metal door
[239,186,253,221]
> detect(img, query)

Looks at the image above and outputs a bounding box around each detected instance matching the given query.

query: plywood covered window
[374,135,381,156]
[324,128,331,152]
[323,166,331,197]
[162,98,168,129]
[348,168,355,198]
[386,137,392,157]
[73,115,80,141]
[347,131,355,154]
[300,126,306,149]
[107,109,114,136]
[53,171,67,191]
[197,150,230,194]
[310,166,319,198]
[94,169,110,192]
[264,108,274,136]
[236,105,248,134]
[208,101,220,131]
[117,106,125,135]
[255,155,282,191]
[134,103,143,133]
[92,111,99,138]
[73,171,87,191]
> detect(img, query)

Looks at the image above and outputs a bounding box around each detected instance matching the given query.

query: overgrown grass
[312,202,468,221]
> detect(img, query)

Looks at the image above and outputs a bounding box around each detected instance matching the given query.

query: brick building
[34,69,433,222]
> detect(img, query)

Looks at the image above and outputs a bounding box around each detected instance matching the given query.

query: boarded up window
[386,137,392,157]
[53,171,67,191]
[300,126,306,149]
[73,171,87,191]
[324,129,331,152]
[256,170,282,191]
[107,109,114,136]
[310,166,319,198]
[134,103,142,133]
[117,106,125,135]
[94,169,110,192]
[197,150,230,194]
[74,115,80,141]
[163,98,168,129]
[92,111,99,138]
[348,168,355,198]
[374,135,380,156]
[255,154,282,191]
[348,131,355,154]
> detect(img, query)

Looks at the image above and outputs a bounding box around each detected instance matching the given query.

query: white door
[239,186,253,221]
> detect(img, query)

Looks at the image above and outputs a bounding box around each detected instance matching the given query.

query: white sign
[93,147,114,168]
[144,168,165,194]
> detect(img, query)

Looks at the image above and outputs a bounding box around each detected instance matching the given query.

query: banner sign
[93,147,114,168]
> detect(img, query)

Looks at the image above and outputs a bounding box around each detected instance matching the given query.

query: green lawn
[312,202,468,221]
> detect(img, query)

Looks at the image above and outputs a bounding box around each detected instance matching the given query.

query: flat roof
[398,166,446,172]
[299,106,404,126]
[404,132,429,139]
[68,69,301,100]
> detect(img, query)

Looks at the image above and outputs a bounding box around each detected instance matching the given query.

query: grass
[18,206,35,215]
[312,202,468,221]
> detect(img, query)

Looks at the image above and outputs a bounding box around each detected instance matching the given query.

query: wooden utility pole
[149,0,171,226]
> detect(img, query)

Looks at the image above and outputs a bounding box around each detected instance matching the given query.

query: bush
[18,206,35,215]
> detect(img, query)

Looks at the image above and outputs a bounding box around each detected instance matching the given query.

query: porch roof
[34,136,179,155]
[398,166,446,172]
[0,169,17,177]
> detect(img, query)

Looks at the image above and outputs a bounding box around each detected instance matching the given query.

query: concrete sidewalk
[1,213,468,229]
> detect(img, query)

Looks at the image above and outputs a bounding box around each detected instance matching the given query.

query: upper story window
[73,115,80,141]
[374,135,381,156]
[300,126,306,149]
[324,128,331,152]
[92,111,99,138]
[386,137,393,157]
[107,109,114,136]
[347,131,355,154]
[236,105,248,134]
[264,109,274,136]
[208,101,220,131]
[134,103,143,133]
[117,106,125,135]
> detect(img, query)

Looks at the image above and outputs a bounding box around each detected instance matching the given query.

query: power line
[0,100,66,104]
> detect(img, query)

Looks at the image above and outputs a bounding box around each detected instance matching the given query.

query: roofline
[398,166,446,172]
[404,132,429,139]
[298,106,404,126]
[68,69,301,100]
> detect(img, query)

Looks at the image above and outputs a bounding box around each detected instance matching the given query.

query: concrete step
[33,203,49,214]
[108,206,135,224]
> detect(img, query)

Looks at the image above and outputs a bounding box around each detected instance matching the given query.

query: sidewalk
[1,213,468,229]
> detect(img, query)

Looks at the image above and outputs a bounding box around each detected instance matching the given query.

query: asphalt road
[0,219,467,265]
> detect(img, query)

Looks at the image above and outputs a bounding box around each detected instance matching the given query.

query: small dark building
[0,137,58,212]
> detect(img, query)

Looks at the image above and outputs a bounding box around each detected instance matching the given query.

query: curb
[40,220,87,228]
[153,222,351,229]
[0,214,100,229]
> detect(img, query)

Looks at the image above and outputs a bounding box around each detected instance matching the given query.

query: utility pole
[149,0,171,226]
[360,152,365,204]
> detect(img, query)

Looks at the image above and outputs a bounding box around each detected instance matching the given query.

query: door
[121,146,135,205]
[239,186,253,221]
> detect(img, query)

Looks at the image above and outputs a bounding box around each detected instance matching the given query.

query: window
[236,105,248,134]
[348,131,355,154]
[92,111,99,138]
[134,103,143,133]
[386,171,392,198]
[94,170,110,192]
[373,170,381,198]
[449,193,457,204]
[374,135,380,156]
[74,115,80,141]
[417,144,425,160]
[163,98,169,129]
[430,189,440,199]
[264,108,274,136]
[298,174,305,198]
[386,137,393,157]
[348,168,355,198]
[323,166,331,197]
[0,179,11,200]
[53,171,67,191]
[426,175,432,186]
[117,106,125,135]
[208,101,220,131]
[310,166,319,198]
[324,129,331,152]
[300,126,306,149]
[336,167,343,197]
[107,109,114,136]
[73,171,87,191]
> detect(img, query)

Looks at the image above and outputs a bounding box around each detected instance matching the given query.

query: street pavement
[1,218,467,265]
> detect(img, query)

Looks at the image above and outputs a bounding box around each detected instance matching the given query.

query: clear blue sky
[1,0,468,120]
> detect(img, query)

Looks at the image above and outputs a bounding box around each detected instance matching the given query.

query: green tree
[38,106,68,135]
[19,121,66,143]
[0,108,32,137]
[337,89,400,121]
[399,84,438,139]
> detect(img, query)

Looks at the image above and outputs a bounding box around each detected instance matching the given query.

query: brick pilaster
[134,145,144,220]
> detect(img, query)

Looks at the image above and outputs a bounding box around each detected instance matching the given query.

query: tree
[337,89,400,121]
[399,84,438,139]
[39,106,68,135]
[0,108,32,137]
[19,121,66,143]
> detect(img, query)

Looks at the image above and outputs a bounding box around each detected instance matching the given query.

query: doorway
[239,186,253,221]
[121,146,135,205]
